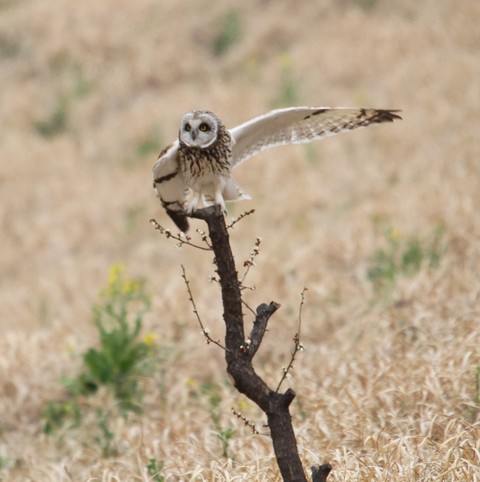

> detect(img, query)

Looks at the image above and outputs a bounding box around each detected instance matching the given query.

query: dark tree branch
[311,464,332,482]
[248,302,280,360]
[190,206,327,482]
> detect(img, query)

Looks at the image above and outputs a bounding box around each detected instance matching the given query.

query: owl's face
[179,111,218,148]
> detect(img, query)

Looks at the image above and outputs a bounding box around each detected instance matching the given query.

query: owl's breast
[178,137,233,188]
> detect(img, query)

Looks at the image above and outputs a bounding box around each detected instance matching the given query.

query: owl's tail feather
[166,207,189,233]
[223,177,251,202]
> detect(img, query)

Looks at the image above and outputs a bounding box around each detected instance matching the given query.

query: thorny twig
[150,218,212,251]
[181,265,226,351]
[226,209,256,230]
[231,407,259,435]
[239,237,262,285]
[275,288,307,392]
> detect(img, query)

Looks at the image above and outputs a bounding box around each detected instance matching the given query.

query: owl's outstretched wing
[230,107,401,168]
[152,141,190,232]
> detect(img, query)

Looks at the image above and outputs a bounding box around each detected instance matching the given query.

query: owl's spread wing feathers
[152,141,190,232]
[229,107,401,168]
[152,107,401,232]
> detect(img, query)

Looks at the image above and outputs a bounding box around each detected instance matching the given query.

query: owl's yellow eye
[199,123,209,132]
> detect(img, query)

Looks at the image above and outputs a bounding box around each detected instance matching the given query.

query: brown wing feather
[230,107,401,168]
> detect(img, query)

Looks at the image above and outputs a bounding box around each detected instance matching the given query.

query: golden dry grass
[1,0,480,480]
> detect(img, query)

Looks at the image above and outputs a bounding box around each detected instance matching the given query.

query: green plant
[217,428,235,459]
[35,94,69,138]
[94,408,118,457]
[212,9,242,56]
[146,458,165,482]
[77,263,152,411]
[42,399,81,434]
[367,225,444,293]
[34,63,92,138]
[125,125,163,168]
[200,381,235,459]
[43,264,155,435]
[352,0,381,11]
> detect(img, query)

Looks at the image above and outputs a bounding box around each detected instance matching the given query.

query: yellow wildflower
[388,227,402,240]
[108,263,124,286]
[122,279,140,296]
[143,332,157,347]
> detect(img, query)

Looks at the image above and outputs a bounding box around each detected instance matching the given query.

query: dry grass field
[1,0,480,480]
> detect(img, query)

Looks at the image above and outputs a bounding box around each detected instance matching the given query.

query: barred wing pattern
[152,106,401,232]
[152,141,190,233]
[230,107,401,168]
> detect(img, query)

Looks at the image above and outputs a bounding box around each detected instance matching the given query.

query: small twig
[195,227,212,249]
[239,237,262,285]
[231,407,259,434]
[239,283,256,291]
[150,218,212,251]
[181,265,226,351]
[241,298,256,317]
[226,209,256,230]
[275,288,307,392]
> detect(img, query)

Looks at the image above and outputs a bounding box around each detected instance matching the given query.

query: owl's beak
[190,130,197,141]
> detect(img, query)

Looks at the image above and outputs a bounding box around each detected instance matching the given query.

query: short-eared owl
[153,107,401,232]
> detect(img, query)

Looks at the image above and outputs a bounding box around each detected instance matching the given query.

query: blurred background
[1,0,479,480]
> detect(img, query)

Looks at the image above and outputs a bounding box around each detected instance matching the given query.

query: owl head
[179,111,219,148]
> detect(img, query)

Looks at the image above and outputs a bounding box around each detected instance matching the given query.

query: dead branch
[189,205,326,482]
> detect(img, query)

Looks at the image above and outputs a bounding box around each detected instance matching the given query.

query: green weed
[367,224,444,294]
[212,10,242,56]
[77,263,152,411]
[199,381,235,459]
[352,0,381,11]
[35,94,69,138]
[42,399,81,434]
[43,264,156,435]
[34,63,92,138]
[125,125,163,168]
[146,458,165,482]
[94,408,118,457]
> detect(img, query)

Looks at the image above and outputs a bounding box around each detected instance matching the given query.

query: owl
[153,107,401,232]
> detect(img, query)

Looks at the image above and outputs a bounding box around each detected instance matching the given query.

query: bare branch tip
[226,208,256,230]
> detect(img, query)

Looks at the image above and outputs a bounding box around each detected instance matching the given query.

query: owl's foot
[186,193,200,215]
[203,191,227,216]
[215,192,227,216]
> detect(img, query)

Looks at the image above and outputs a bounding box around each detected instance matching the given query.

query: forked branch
[189,205,326,482]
